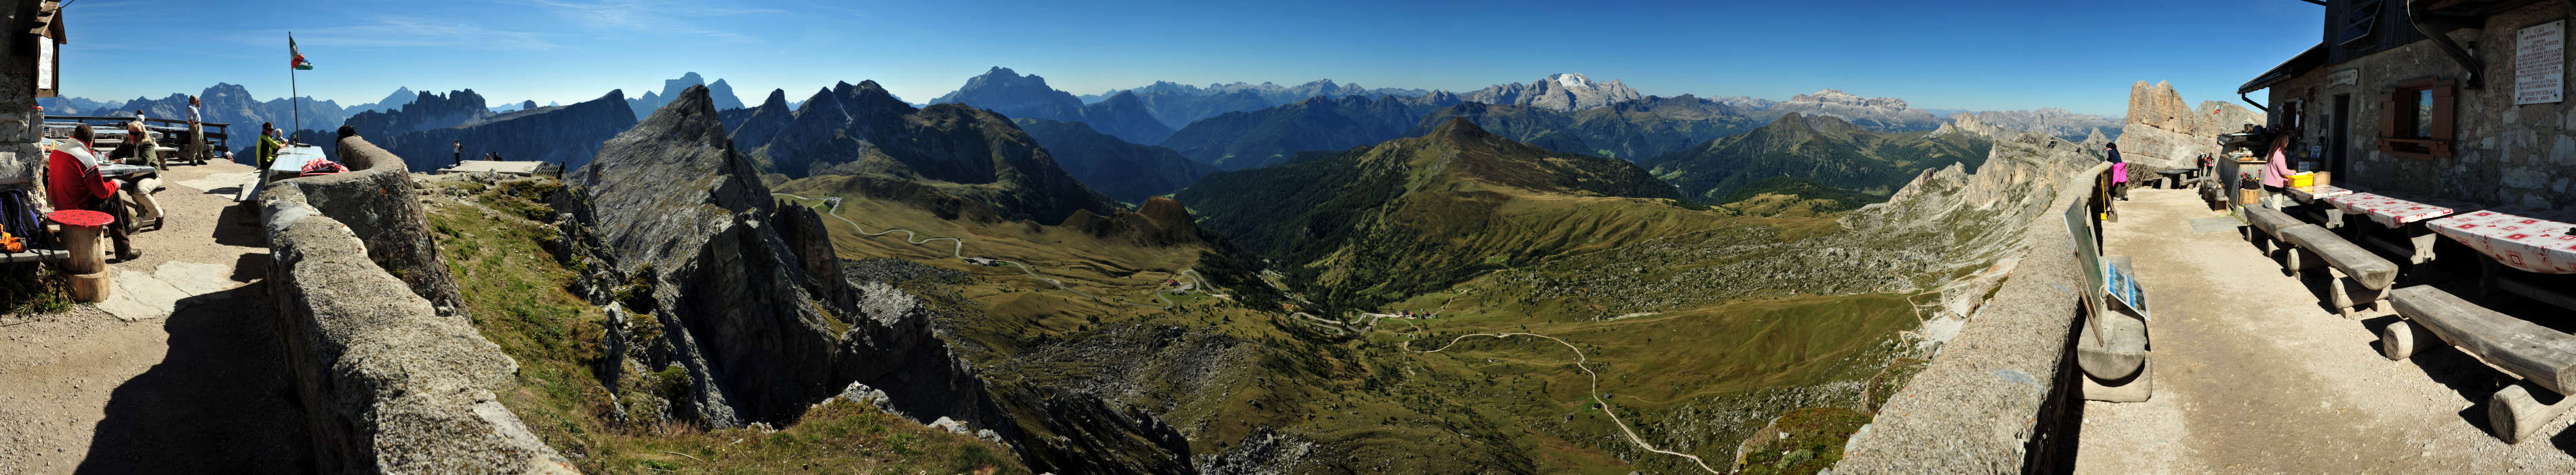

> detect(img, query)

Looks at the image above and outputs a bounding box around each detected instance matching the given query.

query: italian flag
[290,35,313,70]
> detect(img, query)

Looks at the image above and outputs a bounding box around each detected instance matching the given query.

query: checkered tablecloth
[2430,210,2576,274]
[2287,185,2354,204]
[2324,193,2457,228]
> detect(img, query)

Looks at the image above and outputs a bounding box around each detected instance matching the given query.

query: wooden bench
[2244,206,2315,261]
[2278,225,2400,318]
[2379,286,2576,443]
[2077,256,2152,402]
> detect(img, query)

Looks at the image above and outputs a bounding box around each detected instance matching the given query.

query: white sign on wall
[2516,20,2564,105]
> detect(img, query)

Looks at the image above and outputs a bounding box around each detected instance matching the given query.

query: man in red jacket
[46,124,136,260]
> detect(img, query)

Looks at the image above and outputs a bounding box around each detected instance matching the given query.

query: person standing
[2105,142,2128,201]
[453,139,463,166]
[2261,134,2294,208]
[254,122,284,197]
[185,95,205,166]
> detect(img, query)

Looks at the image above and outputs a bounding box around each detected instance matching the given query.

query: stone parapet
[1834,163,2106,473]
[261,136,571,473]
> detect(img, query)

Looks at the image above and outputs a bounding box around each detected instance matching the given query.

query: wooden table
[2286,185,2357,228]
[2430,208,2576,311]
[2324,192,2472,265]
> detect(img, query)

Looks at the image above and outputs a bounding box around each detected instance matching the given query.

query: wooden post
[2489,383,2576,444]
[2379,320,2439,360]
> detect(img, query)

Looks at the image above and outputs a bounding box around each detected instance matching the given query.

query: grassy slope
[424,178,1025,474]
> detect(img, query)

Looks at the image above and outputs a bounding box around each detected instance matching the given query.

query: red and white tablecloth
[2323,193,2457,228]
[2287,185,2353,203]
[2430,210,2576,274]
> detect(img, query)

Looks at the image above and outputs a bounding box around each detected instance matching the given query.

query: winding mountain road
[772,193,1203,309]
[1410,332,1723,474]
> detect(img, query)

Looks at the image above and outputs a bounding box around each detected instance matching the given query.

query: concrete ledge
[262,136,573,473]
[1836,163,2106,472]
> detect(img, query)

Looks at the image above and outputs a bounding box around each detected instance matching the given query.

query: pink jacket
[2260,147,2291,187]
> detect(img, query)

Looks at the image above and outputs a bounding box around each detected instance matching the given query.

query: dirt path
[1409,332,1723,474]
[0,162,310,474]
[2072,187,2576,472]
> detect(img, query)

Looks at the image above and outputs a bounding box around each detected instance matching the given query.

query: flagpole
[289,32,301,146]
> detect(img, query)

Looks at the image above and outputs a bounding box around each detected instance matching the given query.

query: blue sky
[56,0,2322,115]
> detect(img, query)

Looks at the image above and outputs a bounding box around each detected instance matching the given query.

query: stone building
[2242,0,2576,209]
[1,1,60,203]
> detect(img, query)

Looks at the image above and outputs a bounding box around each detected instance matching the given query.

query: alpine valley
[73,60,2129,473]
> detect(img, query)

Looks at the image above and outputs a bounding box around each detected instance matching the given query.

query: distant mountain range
[932,67,1174,145]
[1410,94,1760,161]
[1079,79,1430,106]
[627,72,746,119]
[1752,89,1945,132]
[1458,73,1643,111]
[1157,92,1462,170]
[1641,112,1992,203]
[1011,118,1215,204]
[747,79,1124,225]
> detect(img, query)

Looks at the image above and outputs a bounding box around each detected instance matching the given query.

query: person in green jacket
[256,121,283,170]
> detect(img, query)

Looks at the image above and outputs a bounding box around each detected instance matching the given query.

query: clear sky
[54,0,2322,115]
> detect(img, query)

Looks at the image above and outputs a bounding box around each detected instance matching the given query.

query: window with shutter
[2377,78,2454,159]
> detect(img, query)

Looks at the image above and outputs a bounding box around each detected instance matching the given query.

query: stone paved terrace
[2073,186,2576,472]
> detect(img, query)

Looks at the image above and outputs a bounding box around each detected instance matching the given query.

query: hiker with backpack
[45,124,140,260]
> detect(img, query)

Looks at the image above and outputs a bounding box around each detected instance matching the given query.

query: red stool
[47,210,113,302]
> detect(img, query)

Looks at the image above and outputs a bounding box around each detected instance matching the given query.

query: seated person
[108,121,162,170]
[45,124,139,259]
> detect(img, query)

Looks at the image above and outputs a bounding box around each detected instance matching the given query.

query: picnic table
[2430,208,2576,312]
[2325,192,2472,265]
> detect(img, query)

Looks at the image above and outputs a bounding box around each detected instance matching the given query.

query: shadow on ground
[75,283,313,474]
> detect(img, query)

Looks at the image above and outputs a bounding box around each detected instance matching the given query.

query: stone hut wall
[260,136,571,473]
[2266,2,2576,209]
[1834,162,2107,472]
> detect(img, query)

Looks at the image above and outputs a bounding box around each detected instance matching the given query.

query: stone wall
[270,136,466,309]
[261,136,571,473]
[1834,162,2106,472]
[2266,3,2576,208]
[2,3,47,206]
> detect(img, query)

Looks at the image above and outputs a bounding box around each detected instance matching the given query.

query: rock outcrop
[1460,73,1644,111]
[261,135,571,473]
[562,85,1005,432]
[2113,81,2263,170]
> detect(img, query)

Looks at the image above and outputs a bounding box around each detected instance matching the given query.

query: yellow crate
[2289,173,2315,188]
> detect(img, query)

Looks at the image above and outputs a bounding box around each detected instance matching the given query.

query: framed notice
[2517,20,2564,105]
[2106,261,2150,321]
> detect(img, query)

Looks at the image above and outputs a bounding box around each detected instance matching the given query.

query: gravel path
[2072,187,2576,472]
[1409,332,1723,474]
[0,162,309,474]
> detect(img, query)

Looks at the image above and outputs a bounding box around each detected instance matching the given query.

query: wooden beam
[2394,286,2576,395]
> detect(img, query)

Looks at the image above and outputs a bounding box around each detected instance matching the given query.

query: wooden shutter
[2430,81,2457,157]
[2376,88,2397,151]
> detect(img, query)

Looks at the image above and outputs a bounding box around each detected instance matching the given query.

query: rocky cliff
[1013,117,1217,204]
[371,90,638,172]
[1460,73,1644,111]
[561,85,1005,431]
[2113,80,2263,170]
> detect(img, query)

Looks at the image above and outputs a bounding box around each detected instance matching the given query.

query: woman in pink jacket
[2260,134,2294,208]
